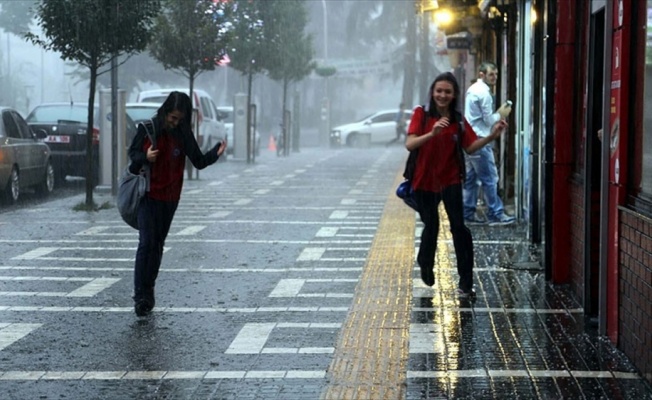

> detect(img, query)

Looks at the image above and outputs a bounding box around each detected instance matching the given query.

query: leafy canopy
[149,0,234,80]
[27,0,160,71]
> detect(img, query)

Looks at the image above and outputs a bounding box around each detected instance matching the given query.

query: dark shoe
[464,215,486,225]
[134,299,153,317]
[488,213,515,226]
[456,287,476,299]
[419,264,435,287]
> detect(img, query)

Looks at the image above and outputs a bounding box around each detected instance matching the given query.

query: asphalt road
[0,144,406,399]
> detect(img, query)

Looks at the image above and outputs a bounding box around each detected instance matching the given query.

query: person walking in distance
[386,102,407,146]
[406,72,508,297]
[127,91,226,316]
[463,61,514,225]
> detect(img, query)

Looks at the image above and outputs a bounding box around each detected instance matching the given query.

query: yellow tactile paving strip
[321,172,416,400]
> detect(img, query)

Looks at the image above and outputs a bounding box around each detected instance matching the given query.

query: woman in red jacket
[127,91,226,316]
[405,72,507,298]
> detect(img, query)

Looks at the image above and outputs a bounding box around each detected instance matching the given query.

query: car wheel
[346,133,359,147]
[3,167,19,204]
[36,161,55,196]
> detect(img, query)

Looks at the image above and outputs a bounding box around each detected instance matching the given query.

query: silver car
[330,109,413,147]
[0,107,54,203]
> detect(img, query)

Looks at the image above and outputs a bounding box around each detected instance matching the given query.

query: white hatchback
[330,109,413,147]
[136,89,227,154]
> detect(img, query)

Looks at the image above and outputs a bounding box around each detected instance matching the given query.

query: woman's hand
[490,119,508,138]
[432,117,450,136]
[217,140,226,156]
[146,146,159,163]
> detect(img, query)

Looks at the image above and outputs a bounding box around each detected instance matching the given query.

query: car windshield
[140,96,168,104]
[126,106,157,122]
[27,105,94,123]
[218,109,233,124]
[357,113,376,123]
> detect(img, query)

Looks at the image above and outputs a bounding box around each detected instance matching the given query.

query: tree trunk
[419,12,431,99]
[85,64,97,207]
[403,1,417,107]
[282,78,289,156]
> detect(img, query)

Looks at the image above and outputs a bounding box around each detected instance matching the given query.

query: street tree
[262,0,315,156]
[227,0,265,163]
[0,0,36,35]
[345,1,418,106]
[149,0,234,105]
[27,0,160,208]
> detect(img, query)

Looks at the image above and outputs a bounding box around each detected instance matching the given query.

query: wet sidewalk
[322,174,652,399]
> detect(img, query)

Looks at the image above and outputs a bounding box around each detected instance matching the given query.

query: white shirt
[464,80,500,138]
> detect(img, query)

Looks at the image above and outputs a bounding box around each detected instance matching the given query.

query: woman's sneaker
[134,299,154,317]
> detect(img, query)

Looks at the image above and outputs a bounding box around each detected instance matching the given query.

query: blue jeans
[415,184,474,291]
[133,196,178,302]
[463,145,505,220]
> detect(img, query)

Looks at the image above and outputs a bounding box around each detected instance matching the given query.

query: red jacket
[407,106,477,192]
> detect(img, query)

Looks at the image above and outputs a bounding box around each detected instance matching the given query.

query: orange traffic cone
[268,135,277,152]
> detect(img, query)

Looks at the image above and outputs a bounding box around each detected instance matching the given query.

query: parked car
[330,109,413,147]
[136,89,227,155]
[25,103,137,185]
[0,107,54,203]
[125,102,159,125]
[216,106,261,156]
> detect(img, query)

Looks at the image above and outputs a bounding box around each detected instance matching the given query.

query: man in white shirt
[463,61,514,225]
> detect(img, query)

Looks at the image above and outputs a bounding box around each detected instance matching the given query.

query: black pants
[415,184,474,291]
[133,196,178,302]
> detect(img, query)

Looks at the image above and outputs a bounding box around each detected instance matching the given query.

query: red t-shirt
[407,106,477,192]
[142,131,186,202]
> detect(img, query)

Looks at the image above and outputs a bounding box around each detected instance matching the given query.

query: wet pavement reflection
[407,222,652,399]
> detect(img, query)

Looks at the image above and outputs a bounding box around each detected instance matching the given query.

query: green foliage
[315,66,336,78]
[28,0,160,207]
[262,0,315,84]
[149,0,234,80]
[228,0,266,76]
[27,0,160,69]
[0,0,37,35]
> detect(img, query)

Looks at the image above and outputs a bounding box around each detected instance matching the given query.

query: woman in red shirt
[127,91,226,316]
[405,72,507,298]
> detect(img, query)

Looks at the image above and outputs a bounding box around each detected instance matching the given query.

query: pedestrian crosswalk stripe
[0,306,349,313]
[0,369,639,381]
[0,323,42,351]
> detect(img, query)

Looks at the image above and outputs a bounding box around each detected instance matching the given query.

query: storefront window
[641,5,652,194]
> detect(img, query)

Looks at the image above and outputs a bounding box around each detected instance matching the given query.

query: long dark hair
[425,72,461,122]
[157,91,193,132]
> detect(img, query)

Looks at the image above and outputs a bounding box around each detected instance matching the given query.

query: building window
[641,5,652,196]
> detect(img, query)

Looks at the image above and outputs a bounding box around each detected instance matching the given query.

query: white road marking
[174,226,206,236]
[233,199,252,205]
[329,211,348,219]
[316,227,338,237]
[0,323,42,351]
[12,248,58,260]
[253,189,270,195]
[65,278,120,297]
[0,306,349,313]
[0,370,328,380]
[0,369,638,381]
[297,248,325,261]
[208,211,232,218]
[226,322,341,354]
[268,278,357,298]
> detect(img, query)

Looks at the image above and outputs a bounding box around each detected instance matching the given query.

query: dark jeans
[133,196,178,302]
[415,184,474,291]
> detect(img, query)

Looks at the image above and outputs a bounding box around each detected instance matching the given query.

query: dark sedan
[0,107,54,204]
[26,103,136,185]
